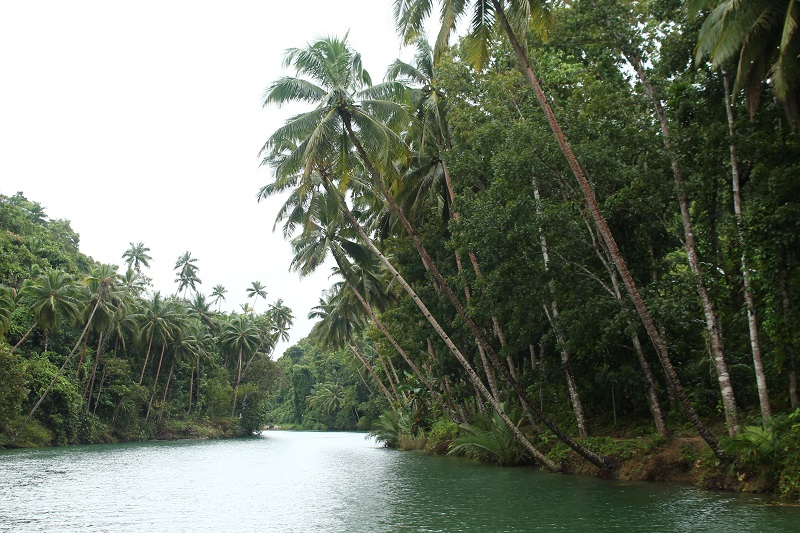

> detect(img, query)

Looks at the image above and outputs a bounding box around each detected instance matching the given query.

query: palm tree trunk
[231,347,243,417]
[328,179,561,472]
[139,334,154,385]
[348,341,395,405]
[188,362,194,414]
[490,1,723,459]
[341,121,610,470]
[84,331,105,406]
[12,300,100,444]
[724,72,771,423]
[146,344,166,421]
[11,322,36,354]
[626,49,739,436]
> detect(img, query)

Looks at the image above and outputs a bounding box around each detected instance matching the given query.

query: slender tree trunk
[11,322,36,353]
[327,179,561,472]
[377,348,401,401]
[231,347,243,417]
[724,72,771,424]
[84,331,105,408]
[625,50,739,436]
[534,176,589,437]
[347,280,440,400]
[76,332,90,380]
[490,2,723,458]
[187,362,194,414]
[139,334,154,385]
[12,301,100,444]
[348,341,395,406]
[146,344,167,421]
[341,120,611,470]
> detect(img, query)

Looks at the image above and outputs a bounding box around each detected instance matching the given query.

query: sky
[0,0,436,357]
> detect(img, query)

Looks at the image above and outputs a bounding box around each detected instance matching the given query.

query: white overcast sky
[0,1,438,357]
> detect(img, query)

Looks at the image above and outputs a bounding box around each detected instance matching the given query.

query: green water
[1,431,797,532]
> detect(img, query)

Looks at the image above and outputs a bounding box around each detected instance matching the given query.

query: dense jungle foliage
[0,192,293,445]
[257,0,800,498]
[2,0,799,500]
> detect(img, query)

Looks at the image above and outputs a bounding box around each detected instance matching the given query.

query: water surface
[1,431,797,532]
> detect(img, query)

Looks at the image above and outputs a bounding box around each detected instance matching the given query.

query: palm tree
[211,284,227,312]
[122,242,152,272]
[13,265,117,443]
[219,313,260,417]
[261,35,575,471]
[14,268,81,352]
[266,299,294,343]
[174,251,201,299]
[692,0,800,127]
[246,281,267,312]
[393,0,724,460]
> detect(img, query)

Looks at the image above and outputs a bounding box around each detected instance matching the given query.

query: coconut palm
[219,313,260,417]
[13,265,117,443]
[266,299,294,343]
[246,281,268,312]
[122,242,152,272]
[692,0,800,127]
[174,251,201,299]
[261,35,568,471]
[393,0,724,459]
[14,268,81,352]
[211,284,227,312]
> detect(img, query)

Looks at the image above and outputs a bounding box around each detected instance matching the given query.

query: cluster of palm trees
[1,240,294,443]
[258,0,799,472]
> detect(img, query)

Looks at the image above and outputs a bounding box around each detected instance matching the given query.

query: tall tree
[122,242,152,273]
[394,0,724,459]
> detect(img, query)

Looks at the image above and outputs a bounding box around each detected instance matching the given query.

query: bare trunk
[626,50,739,436]
[231,347,243,417]
[187,362,194,414]
[535,175,589,437]
[146,344,167,421]
[84,331,105,407]
[324,172,559,469]
[724,72,771,423]
[138,334,154,385]
[348,341,395,406]
[342,117,610,470]
[13,300,100,444]
[491,2,722,458]
[11,322,36,353]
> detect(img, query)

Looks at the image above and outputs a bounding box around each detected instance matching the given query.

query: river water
[1,431,797,532]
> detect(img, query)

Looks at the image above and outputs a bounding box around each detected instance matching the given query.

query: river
[1,431,797,532]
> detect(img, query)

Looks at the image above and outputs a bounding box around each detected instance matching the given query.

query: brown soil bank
[556,436,797,501]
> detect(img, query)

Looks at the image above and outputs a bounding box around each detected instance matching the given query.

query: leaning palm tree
[393,0,723,459]
[261,35,571,471]
[13,266,117,443]
[122,242,153,272]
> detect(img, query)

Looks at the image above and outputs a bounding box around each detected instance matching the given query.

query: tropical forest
[2,0,800,504]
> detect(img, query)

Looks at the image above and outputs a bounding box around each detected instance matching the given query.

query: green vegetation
[255,0,800,499]
[0,192,291,446]
[3,0,799,502]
